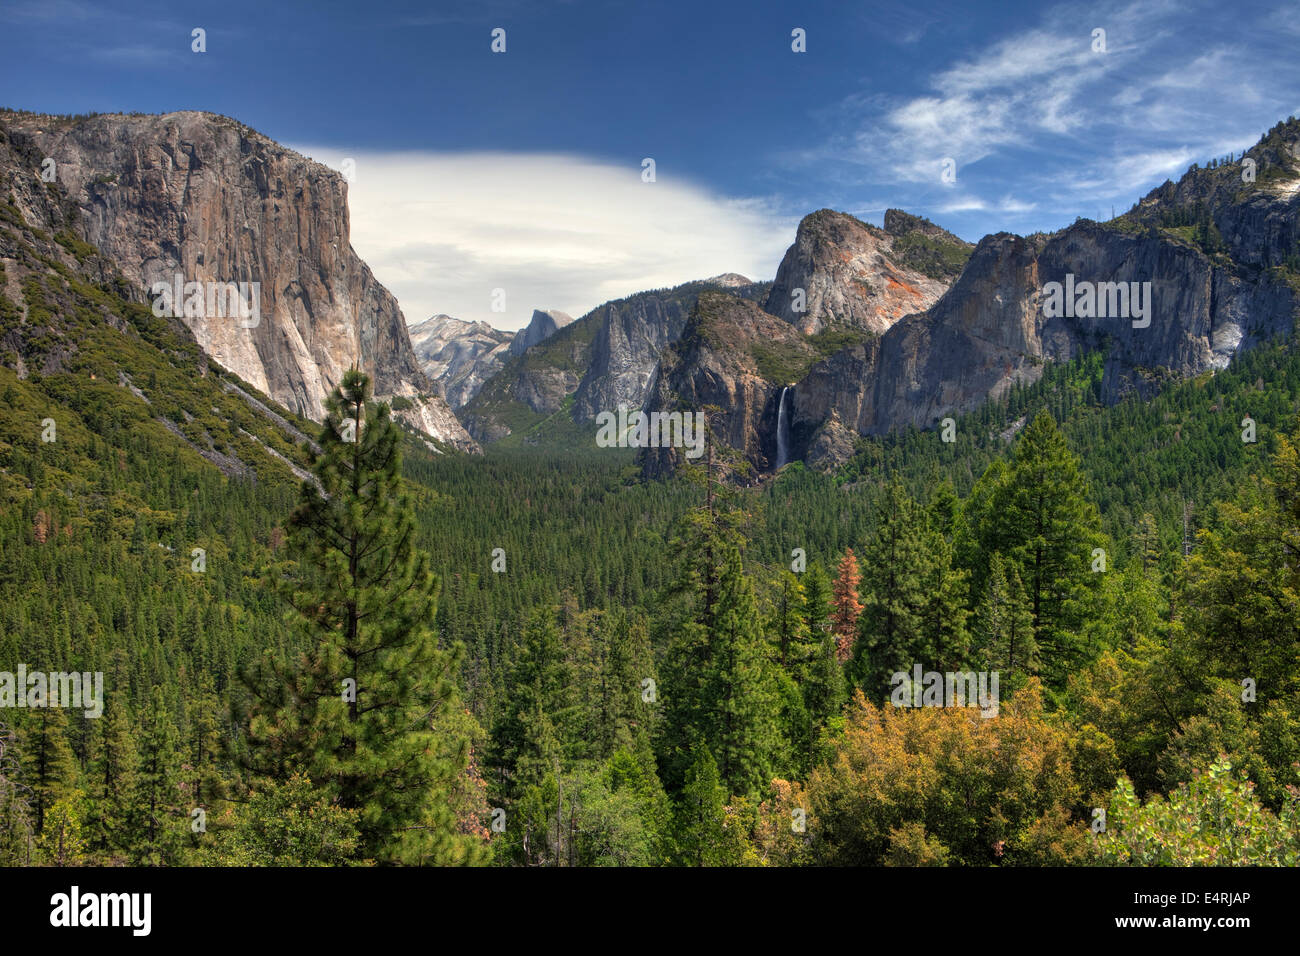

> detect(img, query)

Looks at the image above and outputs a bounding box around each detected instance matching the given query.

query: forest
[2,310,1298,866]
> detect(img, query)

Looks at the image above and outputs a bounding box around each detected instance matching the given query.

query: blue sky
[4,0,1299,327]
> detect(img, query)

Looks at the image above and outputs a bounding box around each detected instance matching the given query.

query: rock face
[640,291,817,478]
[792,220,1295,453]
[508,309,572,356]
[648,119,1300,476]
[765,209,970,335]
[461,276,765,442]
[408,314,512,409]
[1,109,478,451]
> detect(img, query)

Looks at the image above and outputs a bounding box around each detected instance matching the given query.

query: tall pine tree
[242,369,479,865]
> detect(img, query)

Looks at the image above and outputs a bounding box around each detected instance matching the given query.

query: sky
[3,0,1299,329]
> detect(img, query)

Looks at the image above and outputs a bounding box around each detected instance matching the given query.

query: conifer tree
[187,671,224,815]
[984,411,1104,684]
[662,544,784,798]
[134,685,181,865]
[801,633,846,761]
[242,369,478,865]
[672,743,728,866]
[0,722,33,865]
[489,607,567,802]
[801,561,833,641]
[972,553,1038,684]
[850,483,970,698]
[87,689,137,855]
[26,705,75,834]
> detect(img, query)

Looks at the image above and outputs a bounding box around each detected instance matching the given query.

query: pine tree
[26,705,75,834]
[972,553,1038,684]
[87,689,137,855]
[849,484,929,697]
[488,606,569,865]
[801,561,833,641]
[672,743,728,866]
[802,633,846,757]
[242,369,478,865]
[1135,513,1162,577]
[0,722,34,865]
[600,610,656,761]
[974,411,1104,685]
[134,686,181,865]
[662,545,784,798]
[849,483,970,698]
[187,672,223,816]
[489,607,567,801]
[772,571,808,668]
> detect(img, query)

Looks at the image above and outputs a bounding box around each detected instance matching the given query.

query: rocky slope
[508,308,573,356]
[1,109,478,451]
[460,276,769,442]
[640,291,817,479]
[764,208,971,335]
[408,313,512,409]
[0,122,322,488]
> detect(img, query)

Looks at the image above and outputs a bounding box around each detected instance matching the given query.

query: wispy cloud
[292,147,795,329]
[797,0,1300,236]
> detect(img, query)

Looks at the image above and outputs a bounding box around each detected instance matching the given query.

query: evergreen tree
[801,561,833,642]
[972,411,1105,685]
[242,369,478,865]
[662,546,784,798]
[972,553,1038,685]
[802,633,846,759]
[848,483,930,698]
[86,689,138,855]
[488,607,569,865]
[672,743,728,866]
[134,685,181,865]
[187,671,224,817]
[26,705,75,834]
[489,607,567,801]
[0,722,34,865]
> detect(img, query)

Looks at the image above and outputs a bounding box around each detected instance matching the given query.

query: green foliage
[201,773,365,866]
[242,369,482,865]
[889,229,974,279]
[1094,758,1300,865]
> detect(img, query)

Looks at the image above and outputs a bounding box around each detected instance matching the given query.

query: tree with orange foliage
[831,549,863,662]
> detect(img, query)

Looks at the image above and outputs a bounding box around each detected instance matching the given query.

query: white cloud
[934,195,1038,215]
[290,147,795,330]
[798,0,1300,231]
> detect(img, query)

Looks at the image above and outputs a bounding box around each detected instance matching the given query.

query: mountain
[460,276,769,443]
[764,208,971,335]
[648,119,1300,476]
[0,109,478,452]
[507,308,573,356]
[639,291,818,479]
[0,119,325,496]
[408,314,512,409]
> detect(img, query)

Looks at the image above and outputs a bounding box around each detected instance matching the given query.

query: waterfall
[776,386,791,469]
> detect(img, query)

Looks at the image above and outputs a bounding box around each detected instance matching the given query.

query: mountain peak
[765,207,964,335]
[508,309,575,356]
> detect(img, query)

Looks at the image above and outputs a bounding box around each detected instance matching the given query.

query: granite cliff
[1,109,477,451]
[645,119,1300,475]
